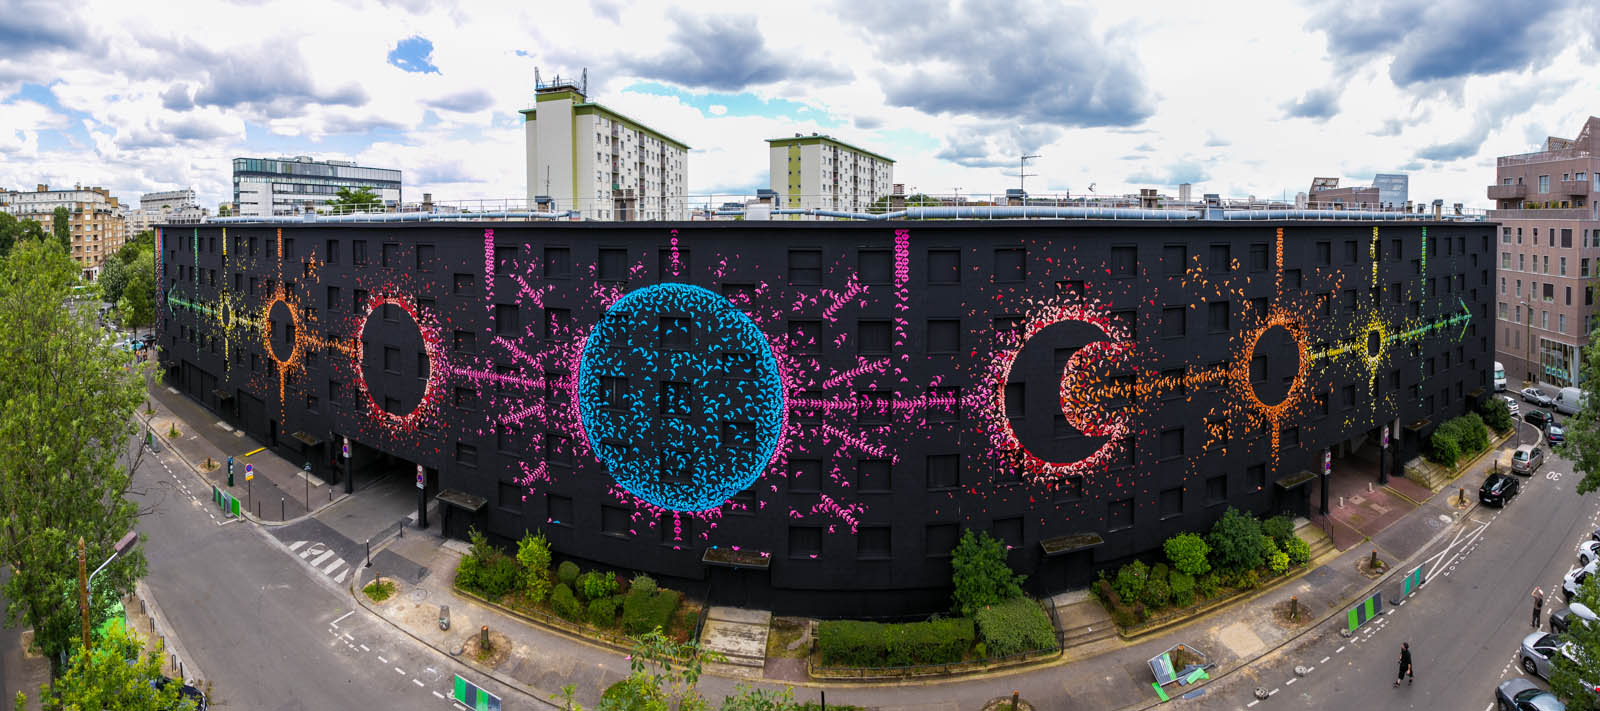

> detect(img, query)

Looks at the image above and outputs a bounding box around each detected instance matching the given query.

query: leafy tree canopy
[36,625,193,711]
[951,528,1026,616]
[51,206,71,253]
[1561,331,1600,494]
[326,186,385,213]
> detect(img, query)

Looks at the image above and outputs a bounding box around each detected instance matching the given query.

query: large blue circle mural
[577,283,786,512]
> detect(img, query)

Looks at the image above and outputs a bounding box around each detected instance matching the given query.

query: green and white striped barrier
[1347,591,1383,632]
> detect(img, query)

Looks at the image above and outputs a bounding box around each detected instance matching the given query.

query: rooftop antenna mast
[1019,154,1040,195]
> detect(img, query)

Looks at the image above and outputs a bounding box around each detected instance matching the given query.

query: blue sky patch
[5,82,96,153]
[388,36,440,74]
[620,81,844,127]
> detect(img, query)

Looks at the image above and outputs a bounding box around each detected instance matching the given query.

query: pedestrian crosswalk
[288,540,353,584]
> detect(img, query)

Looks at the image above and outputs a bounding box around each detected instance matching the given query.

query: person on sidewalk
[1394,642,1413,686]
[1533,587,1545,629]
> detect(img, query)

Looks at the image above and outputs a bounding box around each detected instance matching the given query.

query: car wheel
[1524,657,1539,675]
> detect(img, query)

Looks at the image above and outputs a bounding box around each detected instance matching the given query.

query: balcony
[1560,179,1591,196]
[1487,184,1526,200]
[1487,208,1593,221]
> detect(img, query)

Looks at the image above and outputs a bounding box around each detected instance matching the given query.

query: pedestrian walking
[1394,642,1413,686]
[1534,587,1545,629]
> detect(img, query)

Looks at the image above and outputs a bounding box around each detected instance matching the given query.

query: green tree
[1561,331,1600,494]
[35,625,192,711]
[1206,507,1269,572]
[1163,533,1211,576]
[950,529,1025,616]
[117,230,153,265]
[115,250,156,330]
[51,206,71,253]
[595,628,722,711]
[0,240,149,668]
[1551,566,1600,705]
[0,213,47,260]
[325,186,386,213]
[516,530,553,603]
[98,255,129,307]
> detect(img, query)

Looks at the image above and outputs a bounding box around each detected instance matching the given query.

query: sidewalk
[143,382,347,524]
[149,381,1512,710]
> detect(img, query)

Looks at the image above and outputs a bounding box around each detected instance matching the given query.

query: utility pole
[1019,154,1040,197]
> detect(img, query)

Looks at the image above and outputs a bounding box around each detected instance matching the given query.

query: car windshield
[1516,451,1530,461]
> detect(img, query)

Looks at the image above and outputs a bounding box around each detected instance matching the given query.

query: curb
[134,580,205,685]
[1401,428,1512,495]
[1115,560,1320,643]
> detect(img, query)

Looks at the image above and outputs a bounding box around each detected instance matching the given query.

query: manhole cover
[1438,514,1452,523]
[408,588,428,602]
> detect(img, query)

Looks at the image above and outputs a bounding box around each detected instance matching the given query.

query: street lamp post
[79,531,138,651]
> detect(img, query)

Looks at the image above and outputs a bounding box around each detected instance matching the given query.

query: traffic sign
[244,463,254,482]
[1322,449,1331,476]
[342,436,350,459]
[416,464,425,490]
[1382,425,1390,449]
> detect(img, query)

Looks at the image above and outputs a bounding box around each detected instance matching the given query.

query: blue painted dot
[577,284,785,511]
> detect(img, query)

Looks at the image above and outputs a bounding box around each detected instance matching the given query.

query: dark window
[1209,244,1231,271]
[419,352,429,379]
[789,459,820,492]
[928,319,959,353]
[1206,474,1227,504]
[494,245,517,272]
[994,247,1025,281]
[495,304,519,335]
[1111,309,1136,339]
[1562,229,1573,248]
[1315,241,1330,265]
[282,238,295,259]
[925,524,958,558]
[789,249,821,285]
[305,394,318,413]
[927,454,959,489]
[454,330,476,353]
[598,248,627,281]
[857,459,891,492]
[415,244,435,271]
[1107,498,1133,531]
[544,247,572,278]
[454,386,477,410]
[789,527,822,558]
[1160,486,1183,518]
[381,242,399,267]
[721,283,754,303]
[1055,476,1086,502]
[859,249,891,284]
[600,376,627,409]
[497,482,522,511]
[856,391,891,424]
[326,285,340,310]
[1249,463,1266,489]
[788,320,822,354]
[858,527,892,559]
[383,346,401,374]
[1162,244,1186,274]
[1160,427,1184,459]
[324,239,339,264]
[545,432,573,466]
[1162,306,1186,338]
[858,320,891,354]
[1251,355,1267,383]
[1162,368,1186,398]
[453,273,476,295]
[993,517,1022,549]
[658,247,689,279]
[1111,245,1137,277]
[1285,269,1301,289]
[601,506,630,537]
[546,493,572,525]
[927,249,960,283]
[660,316,691,349]
[352,288,367,313]
[1342,383,1357,408]
[1004,382,1024,417]
[1344,240,1358,263]
[1250,243,1269,271]
[455,442,478,467]
[544,308,569,339]
[929,386,961,422]
[1208,301,1230,333]
[660,381,690,417]
[351,240,366,266]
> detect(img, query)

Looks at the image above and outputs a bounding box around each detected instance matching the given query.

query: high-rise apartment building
[767,133,894,215]
[232,156,402,217]
[0,184,126,276]
[1490,116,1600,386]
[521,72,689,220]
[127,188,207,238]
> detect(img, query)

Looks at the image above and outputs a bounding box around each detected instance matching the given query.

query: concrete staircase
[699,607,770,678]
[1050,589,1117,649]
[1295,517,1339,559]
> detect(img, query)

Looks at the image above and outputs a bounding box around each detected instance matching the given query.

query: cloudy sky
[2,0,1597,212]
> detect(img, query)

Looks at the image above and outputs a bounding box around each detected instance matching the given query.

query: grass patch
[363,579,396,603]
[767,617,810,659]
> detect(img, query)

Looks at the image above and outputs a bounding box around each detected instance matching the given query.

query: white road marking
[360,644,370,651]
[413,678,425,687]
[1269,688,1280,696]
[332,610,354,626]
[288,540,308,552]
[1306,666,1314,672]
[334,568,349,584]
[1247,701,1259,708]
[433,691,445,699]
[1286,678,1296,685]
[394,667,405,675]
[1336,646,1345,653]
[378,656,389,664]
[342,632,353,641]
[1320,656,1330,663]
[323,558,346,575]
[309,550,336,567]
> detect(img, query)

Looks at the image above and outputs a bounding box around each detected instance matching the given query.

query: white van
[1556,387,1587,416]
[1494,362,1507,391]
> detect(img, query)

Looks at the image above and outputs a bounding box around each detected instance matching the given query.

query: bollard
[1458,487,1466,506]
[1370,549,1379,569]
[281,497,285,520]
[1368,482,1374,493]
[1340,495,1344,508]
[365,539,372,567]
[1012,690,1020,710]
[481,625,489,652]
[1290,596,1299,621]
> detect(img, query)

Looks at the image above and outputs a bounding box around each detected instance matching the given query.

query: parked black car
[1526,410,1556,430]
[1480,473,1521,507]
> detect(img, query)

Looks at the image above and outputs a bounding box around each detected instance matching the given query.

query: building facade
[521,76,689,221]
[1490,116,1600,387]
[127,188,207,239]
[0,184,126,276]
[1373,173,1410,209]
[767,134,894,215]
[233,156,402,217]
[155,218,1493,615]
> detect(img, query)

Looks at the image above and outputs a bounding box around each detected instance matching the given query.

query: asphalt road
[132,437,524,710]
[1186,417,1594,711]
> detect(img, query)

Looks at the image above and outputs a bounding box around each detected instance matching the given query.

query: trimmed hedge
[622,588,682,636]
[817,617,975,667]
[551,583,582,621]
[587,595,620,627]
[1428,413,1489,467]
[974,598,1055,658]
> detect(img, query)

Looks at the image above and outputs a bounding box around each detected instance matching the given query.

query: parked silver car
[1512,445,1545,475]
[1524,387,1557,407]
[1521,631,1575,680]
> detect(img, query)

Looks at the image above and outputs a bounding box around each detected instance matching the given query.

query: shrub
[1262,515,1295,547]
[622,589,682,636]
[552,583,582,621]
[579,571,619,601]
[1112,560,1149,603]
[974,598,1055,657]
[1096,579,1146,629]
[557,560,580,587]
[818,618,975,667]
[1231,568,1260,590]
[1282,536,1311,568]
[468,527,494,563]
[629,574,658,597]
[1428,431,1461,467]
[477,553,521,599]
[1480,396,1513,433]
[1207,508,1269,572]
[1429,413,1490,467]
[1268,549,1290,575]
[1141,570,1171,609]
[455,554,483,592]
[1196,573,1221,600]
[516,531,553,603]
[950,529,1026,616]
[1169,570,1195,608]
[1163,533,1211,577]
[587,595,620,627]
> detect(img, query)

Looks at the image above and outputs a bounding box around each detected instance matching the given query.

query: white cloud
[1,0,1595,211]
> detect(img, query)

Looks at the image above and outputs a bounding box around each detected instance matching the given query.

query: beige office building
[0,184,127,277]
